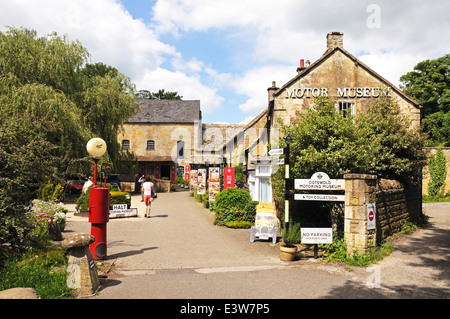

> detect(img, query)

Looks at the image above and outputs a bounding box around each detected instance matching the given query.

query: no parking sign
[367,203,376,230]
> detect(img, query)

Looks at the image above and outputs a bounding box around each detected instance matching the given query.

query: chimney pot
[305,60,310,68]
[300,59,304,68]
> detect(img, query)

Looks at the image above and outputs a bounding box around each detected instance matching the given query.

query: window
[122,140,130,151]
[337,101,355,118]
[146,165,155,175]
[147,140,155,150]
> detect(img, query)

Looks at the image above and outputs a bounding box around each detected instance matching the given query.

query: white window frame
[336,100,355,118]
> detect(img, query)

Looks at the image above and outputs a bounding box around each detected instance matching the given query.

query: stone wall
[376,179,421,239]
[344,174,422,255]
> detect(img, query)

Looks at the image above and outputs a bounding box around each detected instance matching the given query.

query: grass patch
[0,246,72,299]
[422,194,450,203]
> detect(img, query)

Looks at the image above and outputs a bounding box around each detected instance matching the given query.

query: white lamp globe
[86,138,107,158]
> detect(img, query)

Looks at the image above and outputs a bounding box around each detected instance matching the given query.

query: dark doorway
[161,165,171,179]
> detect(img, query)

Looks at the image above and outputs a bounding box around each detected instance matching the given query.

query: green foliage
[212,188,253,226]
[282,222,302,246]
[225,220,254,229]
[109,191,131,209]
[427,147,447,196]
[0,247,72,299]
[320,232,393,267]
[136,89,182,100]
[213,188,252,212]
[400,54,450,146]
[0,27,138,256]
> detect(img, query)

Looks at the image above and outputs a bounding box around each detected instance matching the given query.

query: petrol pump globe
[86,137,107,158]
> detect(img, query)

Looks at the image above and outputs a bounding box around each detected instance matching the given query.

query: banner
[189,170,197,192]
[208,167,220,202]
[223,167,235,189]
[197,168,206,195]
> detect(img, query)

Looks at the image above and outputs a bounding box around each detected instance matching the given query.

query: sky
[1,0,449,124]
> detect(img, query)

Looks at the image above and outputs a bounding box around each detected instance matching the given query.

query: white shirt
[83,180,93,193]
[142,181,154,195]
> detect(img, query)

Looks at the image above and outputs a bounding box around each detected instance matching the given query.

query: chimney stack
[297,59,306,74]
[326,32,343,50]
[267,81,278,103]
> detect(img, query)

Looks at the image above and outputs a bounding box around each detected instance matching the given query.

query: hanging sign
[184,165,190,181]
[224,167,235,189]
[295,172,345,190]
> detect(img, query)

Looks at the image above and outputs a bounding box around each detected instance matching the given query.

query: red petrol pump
[86,138,110,260]
[89,186,109,259]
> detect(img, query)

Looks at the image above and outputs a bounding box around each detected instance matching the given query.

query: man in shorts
[141,175,154,218]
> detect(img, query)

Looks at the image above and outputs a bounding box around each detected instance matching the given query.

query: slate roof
[126,99,201,123]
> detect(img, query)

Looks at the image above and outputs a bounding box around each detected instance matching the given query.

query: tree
[400,54,450,146]
[136,89,183,100]
[271,96,427,222]
[0,27,138,256]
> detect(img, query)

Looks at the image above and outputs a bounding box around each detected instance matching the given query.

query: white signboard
[268,148,284,156]
[295,172,345,190]
[294,194,345,202]
[109,207,138,219]
[367,203,376,230]
[301,228,333,244]
[274,158,284,165]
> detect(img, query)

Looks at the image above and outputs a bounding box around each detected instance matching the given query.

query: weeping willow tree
[0,27,138,254]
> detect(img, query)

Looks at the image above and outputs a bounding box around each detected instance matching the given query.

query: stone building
[241,32,422,203]
[118,99,201,183]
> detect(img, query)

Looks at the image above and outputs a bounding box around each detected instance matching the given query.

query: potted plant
[280,222,301,261]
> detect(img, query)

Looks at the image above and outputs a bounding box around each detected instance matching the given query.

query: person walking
[138,175,145,201]
[141,175,154,218]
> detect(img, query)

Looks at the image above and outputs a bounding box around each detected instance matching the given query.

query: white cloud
[230,64,295,115]
[135,68,223,115]
[0,0,228,116]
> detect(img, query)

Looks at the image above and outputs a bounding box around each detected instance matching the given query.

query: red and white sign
[224,167,235,190]
[184,165,190,181]
[367,203,376,230]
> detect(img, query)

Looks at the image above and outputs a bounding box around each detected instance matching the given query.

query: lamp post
[284,133,293,228]
[86,138,110,260]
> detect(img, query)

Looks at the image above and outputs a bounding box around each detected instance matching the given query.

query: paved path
[64,192,450,299]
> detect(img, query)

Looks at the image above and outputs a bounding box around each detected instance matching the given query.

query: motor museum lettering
[285,87,391,99]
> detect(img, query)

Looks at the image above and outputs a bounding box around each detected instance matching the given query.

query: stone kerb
[344,174,377,255]
[61,233,100,298]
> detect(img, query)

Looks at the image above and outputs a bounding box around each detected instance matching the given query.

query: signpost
[290,171,346,258]
[268,148,284,156]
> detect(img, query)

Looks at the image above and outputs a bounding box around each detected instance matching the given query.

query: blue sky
[1,0,449,124]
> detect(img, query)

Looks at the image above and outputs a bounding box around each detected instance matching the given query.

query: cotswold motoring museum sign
[285,87,392,99]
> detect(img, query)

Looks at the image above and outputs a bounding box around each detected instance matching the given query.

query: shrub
[428,147,447,196]
[213,188,252,212]
[243,201,259,222]
[225,220,254,229]
[109,191,131,209]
